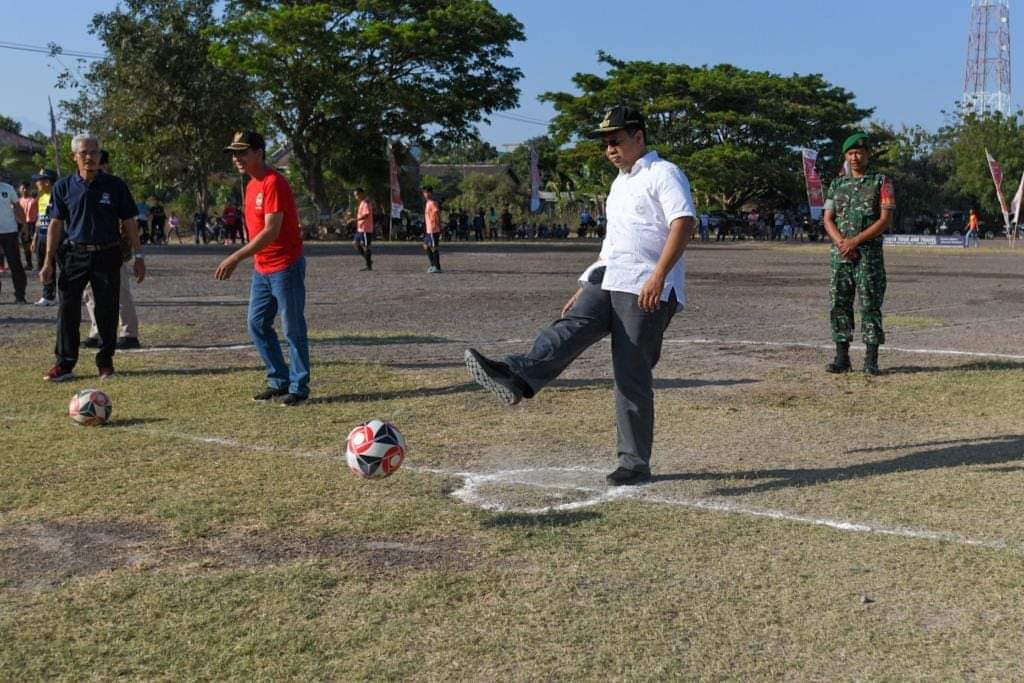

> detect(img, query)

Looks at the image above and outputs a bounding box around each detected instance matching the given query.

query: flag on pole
[801,149,825,219]
[986,149,1011,227]
[1012,169,1024,226]
[529,145,541,213]
[387,141,403,219]
[48,97,60,175]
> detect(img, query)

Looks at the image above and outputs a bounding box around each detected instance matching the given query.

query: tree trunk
[290,139,330,217]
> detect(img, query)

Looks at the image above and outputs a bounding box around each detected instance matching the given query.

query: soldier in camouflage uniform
[822,132,896,375]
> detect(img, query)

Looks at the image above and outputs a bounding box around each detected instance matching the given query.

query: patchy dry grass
[5,308,1024,679]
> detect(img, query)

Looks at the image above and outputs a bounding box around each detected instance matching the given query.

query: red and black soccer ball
[345,420,407,479]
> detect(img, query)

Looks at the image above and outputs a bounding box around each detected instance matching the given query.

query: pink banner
[388,142,403,219]
[530,145,541,213]
[801,149,824,219]
[986,149,1010,226]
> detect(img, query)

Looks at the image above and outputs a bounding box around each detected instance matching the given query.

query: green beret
[842,132,869,154]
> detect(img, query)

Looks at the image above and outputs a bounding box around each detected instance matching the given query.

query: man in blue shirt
[40,133,144,382]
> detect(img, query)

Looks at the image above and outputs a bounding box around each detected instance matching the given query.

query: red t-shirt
[245,168,303,274]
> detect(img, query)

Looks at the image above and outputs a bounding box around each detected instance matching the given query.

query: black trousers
[0,232,26,300]
[55,246,121,370]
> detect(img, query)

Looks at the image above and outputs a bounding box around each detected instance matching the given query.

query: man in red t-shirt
[353,187,374,271]
[422,186,442,273]
[216,131,310,406]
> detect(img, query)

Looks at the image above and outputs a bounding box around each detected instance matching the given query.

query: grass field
[4,241,1024,680]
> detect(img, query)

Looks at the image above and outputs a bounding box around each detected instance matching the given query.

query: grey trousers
[85,263,139,338]
[505,282,677,473]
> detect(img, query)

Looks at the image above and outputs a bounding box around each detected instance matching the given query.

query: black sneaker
[116,336,141,350]
[14,297,27,304]
[281,393,307,407]
[606,467,651,486]
[464,348,524,406]
[253,387,289,402]
[82,336,100,348]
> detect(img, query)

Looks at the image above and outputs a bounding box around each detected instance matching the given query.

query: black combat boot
[863,343,881,376]
[825,342,851,373]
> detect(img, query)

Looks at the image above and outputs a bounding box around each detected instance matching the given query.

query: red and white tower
[964,0,1012,116]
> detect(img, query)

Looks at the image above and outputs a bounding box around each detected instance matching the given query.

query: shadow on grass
[114,365,264,377]
[139,300,249,307]
[107,417,169,428]
[550,377,759,390]
[884,360,1024,375]
[668,434,1024,496]
[0,317,52,326]
[481,510,602,528]
[386,360,465,370]
[311,334,451,346]
[307,382,481,405]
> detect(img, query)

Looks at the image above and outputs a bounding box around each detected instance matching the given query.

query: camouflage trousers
[829,246,886,345]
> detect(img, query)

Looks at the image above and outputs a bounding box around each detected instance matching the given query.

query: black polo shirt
[52,170,137,244]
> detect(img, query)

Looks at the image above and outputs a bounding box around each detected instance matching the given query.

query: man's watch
[134,252,145,260]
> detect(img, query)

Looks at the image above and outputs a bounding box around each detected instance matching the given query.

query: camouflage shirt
[824,173,896,245]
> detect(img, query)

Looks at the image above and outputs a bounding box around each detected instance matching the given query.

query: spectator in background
[31,169,59,304]
[0,176,27,302]
[18,182,37,269]
[965,209,980,248]
[353,187,374,271]
[699,211,710,242]
[193,209,208,244]
[149,199,166,244]
[473,208,485,241]
[488,206,499,239]
[500,207,513,239]
[168,212,182,243]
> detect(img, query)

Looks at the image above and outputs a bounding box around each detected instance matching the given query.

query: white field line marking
[5,416,1016,552]
[130,426,1021,553]
[665,338,1024,362]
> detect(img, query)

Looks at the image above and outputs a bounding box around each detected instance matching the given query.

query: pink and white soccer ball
[346,420,407,479]
[69,389,113,426]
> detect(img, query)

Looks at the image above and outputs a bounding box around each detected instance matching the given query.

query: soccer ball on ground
[69,389,113,426]
[346,420,406,479]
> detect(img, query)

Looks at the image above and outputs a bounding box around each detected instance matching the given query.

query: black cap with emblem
[586,105,647,139]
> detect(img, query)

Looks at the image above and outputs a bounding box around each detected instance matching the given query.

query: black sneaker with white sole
[280,393,307,407]
[464,348,526,406]
[253,387,289,402]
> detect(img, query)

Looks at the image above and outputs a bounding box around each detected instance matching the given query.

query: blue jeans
[248,257,310,397]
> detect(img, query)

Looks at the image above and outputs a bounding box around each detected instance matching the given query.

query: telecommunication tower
[964,0,1012,116]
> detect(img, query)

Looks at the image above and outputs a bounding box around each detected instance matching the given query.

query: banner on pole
[529,145,541,213]
[387,142,403,219]
[986,148,1011,227]
[801,149,824,219]
[1011,169,1024,226]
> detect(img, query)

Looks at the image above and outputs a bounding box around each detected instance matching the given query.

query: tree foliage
[541,53,871,210]
[941,111,1024,220]
[211,0,524,214]
[421,134,499,164]
[61,0,256,207]
[0,115,22,134]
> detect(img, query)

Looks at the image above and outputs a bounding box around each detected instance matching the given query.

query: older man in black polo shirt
[40,133,144,382]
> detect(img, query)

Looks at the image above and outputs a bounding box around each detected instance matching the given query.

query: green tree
[541,53,871,210]
[451,172,522,216]
[61,0,256,208]
[211,0,524,215]
[941,111,1024,221]
[422,134,499,164]
[0,115,22,134]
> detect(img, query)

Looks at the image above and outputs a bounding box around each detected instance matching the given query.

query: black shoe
[281,393,307,407]
[825,341,851,374]
[863,343,881,376]
[253,387,289,402]
[14,297,27,304]
[464,348,524,406]
[82,336,100,348]
[606,467,651,486]
[116,336,141,349]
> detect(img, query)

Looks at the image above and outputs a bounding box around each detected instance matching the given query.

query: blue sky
[1,0,989,146]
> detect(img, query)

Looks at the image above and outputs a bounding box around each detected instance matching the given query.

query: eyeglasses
[75,149,100,157]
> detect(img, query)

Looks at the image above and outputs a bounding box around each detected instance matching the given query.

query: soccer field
[4,240,1024,680]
